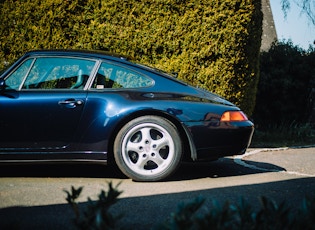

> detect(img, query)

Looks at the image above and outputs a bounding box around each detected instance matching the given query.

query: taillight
[220,111,248,122]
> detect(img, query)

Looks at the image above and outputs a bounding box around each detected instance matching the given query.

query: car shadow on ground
[169,157,285,181]
[0,157,285,181]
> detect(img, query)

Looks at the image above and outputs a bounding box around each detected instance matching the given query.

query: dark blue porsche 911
[0,50,254,181]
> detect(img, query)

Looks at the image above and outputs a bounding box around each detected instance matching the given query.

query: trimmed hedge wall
[0,0,262,116]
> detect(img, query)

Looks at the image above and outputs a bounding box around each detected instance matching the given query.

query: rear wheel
[114,116,182,181]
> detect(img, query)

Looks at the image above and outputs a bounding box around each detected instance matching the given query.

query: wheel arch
[106,109,194,164]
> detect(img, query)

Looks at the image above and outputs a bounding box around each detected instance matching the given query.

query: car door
[0,56,97,150]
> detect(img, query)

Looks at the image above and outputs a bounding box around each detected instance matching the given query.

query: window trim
[18,56,98,91]
[88,60,154,90]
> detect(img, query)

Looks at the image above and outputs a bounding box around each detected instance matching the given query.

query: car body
[0,50,254,181]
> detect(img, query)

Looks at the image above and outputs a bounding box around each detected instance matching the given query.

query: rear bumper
[185,120,254,161]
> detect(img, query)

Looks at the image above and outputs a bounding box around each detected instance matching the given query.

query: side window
[5,58,34,90]
[92,62,153,89]
[22,57,96,89]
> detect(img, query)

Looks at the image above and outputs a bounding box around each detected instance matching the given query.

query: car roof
[25,49,131,63]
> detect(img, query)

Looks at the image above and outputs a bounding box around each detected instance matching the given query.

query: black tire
[114,116,182,182]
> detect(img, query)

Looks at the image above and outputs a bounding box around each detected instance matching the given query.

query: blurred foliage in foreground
[64,182,315,230]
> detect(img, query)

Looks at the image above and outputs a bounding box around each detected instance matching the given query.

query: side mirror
[0,78,6,91]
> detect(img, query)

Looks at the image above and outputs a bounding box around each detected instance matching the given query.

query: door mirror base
[0,78,5,91]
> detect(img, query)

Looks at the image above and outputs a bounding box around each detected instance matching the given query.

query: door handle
[58,99,84,108]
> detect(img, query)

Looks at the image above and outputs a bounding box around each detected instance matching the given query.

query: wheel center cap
[145,145,151,153]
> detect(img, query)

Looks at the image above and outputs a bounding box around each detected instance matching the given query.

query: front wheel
[114,116,182,182]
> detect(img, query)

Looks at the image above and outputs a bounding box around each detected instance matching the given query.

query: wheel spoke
[153,137,169,151]
[126,141,142,153]
[140,127,152,142]
[134,155,148,169]
[152,152,166,165]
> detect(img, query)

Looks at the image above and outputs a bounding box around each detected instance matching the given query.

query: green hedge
[0,0,262,116]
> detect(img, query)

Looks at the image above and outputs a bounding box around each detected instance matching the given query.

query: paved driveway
[240,147,315,176]
[0,147,314,229]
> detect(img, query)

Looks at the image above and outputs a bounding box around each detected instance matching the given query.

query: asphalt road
[0,147,314,229]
